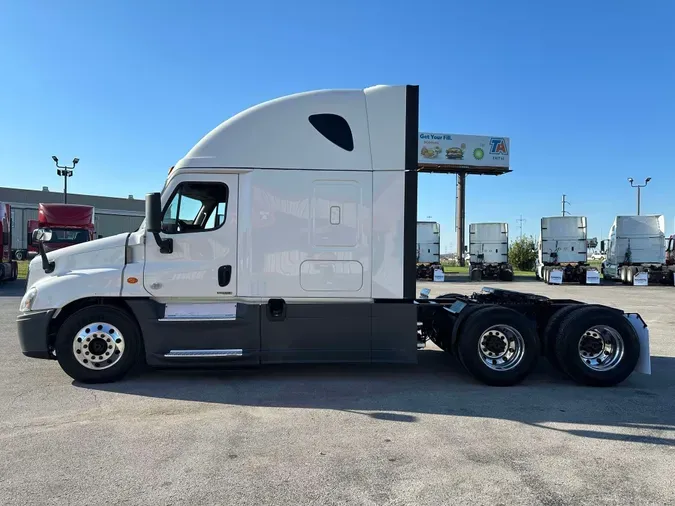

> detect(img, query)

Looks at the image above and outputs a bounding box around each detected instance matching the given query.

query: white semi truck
[416,221,441,279]
[536,216,598,284]
[17,84,650,387]
[601,215,675,285]
[468,222,513,281]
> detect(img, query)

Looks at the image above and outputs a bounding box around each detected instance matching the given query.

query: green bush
[509,235,537,271]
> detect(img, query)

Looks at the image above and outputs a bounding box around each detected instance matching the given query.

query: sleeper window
[161,182,228,234]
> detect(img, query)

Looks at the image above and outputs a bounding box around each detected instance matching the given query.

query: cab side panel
[237,169,373,299]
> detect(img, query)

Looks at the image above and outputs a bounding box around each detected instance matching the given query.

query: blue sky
[1,0,673,252]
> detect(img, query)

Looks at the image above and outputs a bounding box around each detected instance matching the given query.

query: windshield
[45,228,90,244]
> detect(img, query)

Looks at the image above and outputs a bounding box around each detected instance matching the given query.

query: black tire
[452,305,495,365]
[15,250,25,261]
[500,270,514,282]
[554,306,640,387]
[456,306,539,386]
[9,263,17,281]
[542,305,583,370]
[55,304,143,383]
[470,268,482,281]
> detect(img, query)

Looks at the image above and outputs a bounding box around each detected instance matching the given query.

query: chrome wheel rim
[72,322,125,370]
[478,324,525,371]
[578,326,624,371]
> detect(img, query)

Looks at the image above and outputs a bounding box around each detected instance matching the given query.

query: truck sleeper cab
[601,215,675,285]
[17,85,650,387]
[468,222,513,281]
[536,216,597,284]
[415,221,441,280]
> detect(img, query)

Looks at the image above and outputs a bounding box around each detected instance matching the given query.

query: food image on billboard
[418,132,510,170]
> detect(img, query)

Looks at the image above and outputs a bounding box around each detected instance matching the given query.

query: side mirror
[600,240,605,253]
[32,228,53,243]
[32,228,55,274]
[145,192,162,233]
[145,192,173,254]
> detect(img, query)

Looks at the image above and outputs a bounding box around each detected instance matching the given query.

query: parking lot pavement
[1,279,674,505]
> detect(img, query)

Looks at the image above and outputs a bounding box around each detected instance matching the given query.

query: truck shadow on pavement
[83,350,675,447]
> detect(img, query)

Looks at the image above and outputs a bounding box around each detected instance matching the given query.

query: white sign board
[418,133,510,169]
[633,272,648,286]
[585,270,600,285]
[548,269,563,285]
[433,269,445,282]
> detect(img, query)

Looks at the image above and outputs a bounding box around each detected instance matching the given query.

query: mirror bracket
[152,232,173,254]
[39,241,55,274]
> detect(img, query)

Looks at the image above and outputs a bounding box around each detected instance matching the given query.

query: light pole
[52,156,79,204]
[628,177,651,215]
[561,194,571,216]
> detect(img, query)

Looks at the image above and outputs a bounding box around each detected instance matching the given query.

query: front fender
[30,268,124,311]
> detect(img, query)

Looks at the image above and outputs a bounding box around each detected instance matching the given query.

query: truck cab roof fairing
[173,85,410,172]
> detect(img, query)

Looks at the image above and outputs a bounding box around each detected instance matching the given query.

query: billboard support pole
[456,171,466,267]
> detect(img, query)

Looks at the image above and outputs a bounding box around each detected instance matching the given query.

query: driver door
[143,174,238,300]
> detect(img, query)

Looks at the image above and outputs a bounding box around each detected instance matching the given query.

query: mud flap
[585,269,600,284]
[626,313,651,374]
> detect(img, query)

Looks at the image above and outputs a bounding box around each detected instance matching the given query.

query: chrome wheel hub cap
[578,326,624,371]
[72,322,125,370]
[478,325,526,371]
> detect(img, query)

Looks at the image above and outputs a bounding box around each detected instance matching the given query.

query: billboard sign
[418,132,510,170]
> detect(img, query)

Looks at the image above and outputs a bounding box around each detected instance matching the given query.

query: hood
[28,233,130,290]
[43,242,85,253]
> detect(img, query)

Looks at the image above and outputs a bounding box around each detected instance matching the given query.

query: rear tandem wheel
[554,306,640,387]
[455,306,539,386]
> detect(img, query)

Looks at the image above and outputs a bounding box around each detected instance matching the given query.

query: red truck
[26,203,95,256]
[0,202,18,282]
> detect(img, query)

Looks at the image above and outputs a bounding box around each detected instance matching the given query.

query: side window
[308,113,354,152]
[204,202,227,229]
[161,182,229,234]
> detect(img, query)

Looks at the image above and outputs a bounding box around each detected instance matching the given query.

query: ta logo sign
[489,138,508,155]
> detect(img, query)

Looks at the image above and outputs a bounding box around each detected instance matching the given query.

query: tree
[509,235,537,272]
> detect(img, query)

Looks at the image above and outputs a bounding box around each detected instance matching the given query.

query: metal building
[0,186,144,258]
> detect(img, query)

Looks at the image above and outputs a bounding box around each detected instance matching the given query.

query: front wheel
[456,306,539,386]
[55,304,143,383]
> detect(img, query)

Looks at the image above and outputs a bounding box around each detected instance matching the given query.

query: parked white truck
[601,215,675,285]
[468,222,513,281]
[416,221,441,279]
[536,216,598,284]
[17,84,650,387]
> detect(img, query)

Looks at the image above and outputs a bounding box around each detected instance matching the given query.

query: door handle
[218,265,232,287]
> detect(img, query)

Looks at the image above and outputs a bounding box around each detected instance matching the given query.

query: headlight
[19,287,38,312]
